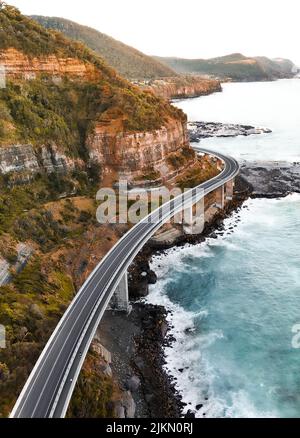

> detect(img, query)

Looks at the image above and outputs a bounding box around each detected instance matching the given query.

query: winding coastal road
[10,147,239,418]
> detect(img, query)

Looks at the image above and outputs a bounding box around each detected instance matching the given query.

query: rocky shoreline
[137,76,222,101]
[98,302,181,418]
[98,175,252,418]
[188,121,272,143]
[240,161,300,197]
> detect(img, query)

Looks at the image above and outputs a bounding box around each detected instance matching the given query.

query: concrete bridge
[112,162,235,312]
[10,147,239,418]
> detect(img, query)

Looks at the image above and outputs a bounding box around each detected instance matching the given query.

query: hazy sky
[7,0,300,65]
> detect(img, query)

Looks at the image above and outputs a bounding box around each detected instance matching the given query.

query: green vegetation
[0,77,98,155]
[0,75,185,153]
[167,147,195,170]
[31,15,176,80]
[0,3,110,71]
[67,352,115,418]
[155,53,296,81]
[0,174,100,416]
[177,162,219,191]
[15,210,68,251]
[0,171,94,236]
[134,167,161,182]
[0,256,75,417]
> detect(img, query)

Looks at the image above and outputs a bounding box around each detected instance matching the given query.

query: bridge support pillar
[182,197,205,235]
[215,185,225,209]
[110,271,131,313]
[225,179,234,202]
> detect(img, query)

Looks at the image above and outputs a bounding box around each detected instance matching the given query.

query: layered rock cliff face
[0,59,191,183]
[87,118,193,181]
[0,48,99,81]
[0,63,190,182]
[0,117,191,183]
[0,119,192,183]
[0,143,79,176]
[138,76,222,100]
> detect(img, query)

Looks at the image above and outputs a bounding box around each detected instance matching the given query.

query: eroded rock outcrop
[138,76,222,100]
[0,143,79,176]
[0,16,196,185]
[240,162,300,197]
[87,118,194,181]
[0,48,99,81]
[0,242,33,286]
[0,55,194,184]
[188,121,272,142]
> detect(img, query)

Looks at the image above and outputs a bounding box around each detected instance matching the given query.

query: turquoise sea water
[147,79,300,418]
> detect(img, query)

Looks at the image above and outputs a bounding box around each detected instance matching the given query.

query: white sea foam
[164,79,300,417]
[146,198,284,418]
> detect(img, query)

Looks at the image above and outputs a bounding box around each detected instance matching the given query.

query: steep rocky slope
[30,15,176,80]
[155,53,297,81]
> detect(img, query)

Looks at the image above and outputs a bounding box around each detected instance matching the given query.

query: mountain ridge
[29,15,224,100]
[30,15,177,80]
[154,52,297,81]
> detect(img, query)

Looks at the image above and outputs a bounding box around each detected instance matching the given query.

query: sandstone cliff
[87,118,193,182]
[0,143,80,176]
[0,118,193,185]
[137,76,222,100]
[0,48,99,81]
[0,59,190,183]
[0,52,191,184]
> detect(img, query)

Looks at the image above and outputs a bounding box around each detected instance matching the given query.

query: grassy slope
[155,52,296,81]
[30,15,176,80]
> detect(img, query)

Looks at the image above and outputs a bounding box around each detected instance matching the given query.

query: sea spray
[147,195,300,417]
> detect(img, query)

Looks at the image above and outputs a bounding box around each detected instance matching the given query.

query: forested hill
[154,53,297,82]
[30,15,177,80]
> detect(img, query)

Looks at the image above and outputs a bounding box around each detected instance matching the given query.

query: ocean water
[175,78,300,162]
[147,79,300,418]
